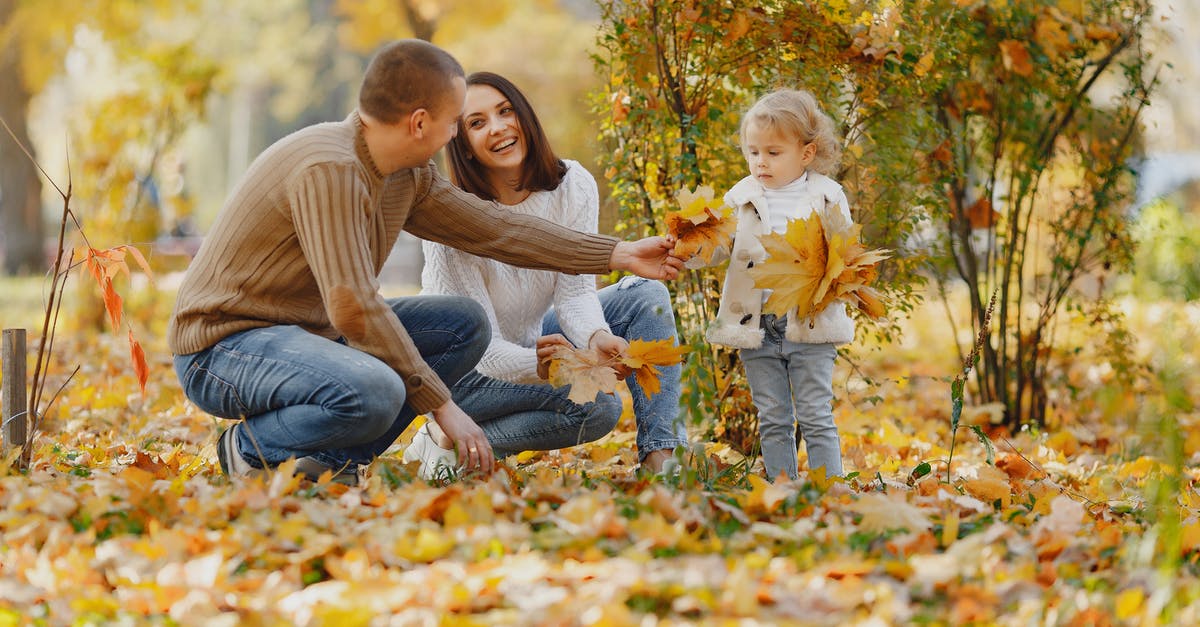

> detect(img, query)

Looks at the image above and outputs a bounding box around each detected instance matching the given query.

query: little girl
[700,89,854,481]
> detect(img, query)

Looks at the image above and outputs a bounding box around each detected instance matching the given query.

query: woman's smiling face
[462,84,525,176]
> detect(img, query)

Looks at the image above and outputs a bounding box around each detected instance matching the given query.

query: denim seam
[207,342,370,442]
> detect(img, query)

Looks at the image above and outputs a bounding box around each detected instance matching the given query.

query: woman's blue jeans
[173,295,488,470]
[453,277,689,462]
[739,314,842,480]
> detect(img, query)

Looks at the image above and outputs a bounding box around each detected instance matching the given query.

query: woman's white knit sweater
[421,161,610,384]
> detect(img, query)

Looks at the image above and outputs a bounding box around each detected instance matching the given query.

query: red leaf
[128,329,148,394]
[102,277,123,331]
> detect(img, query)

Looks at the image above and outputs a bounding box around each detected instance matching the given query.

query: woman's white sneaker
[402,423,460,481]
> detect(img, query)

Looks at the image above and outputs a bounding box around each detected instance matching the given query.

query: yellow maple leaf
[619,338,688,397]
[547,345,620,404]
[666,185,736,263]
[747,212,828,318]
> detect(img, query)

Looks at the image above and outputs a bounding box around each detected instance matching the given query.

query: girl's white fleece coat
[701,173,856,349]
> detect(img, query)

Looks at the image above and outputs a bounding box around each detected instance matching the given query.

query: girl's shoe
[402,423,460,481]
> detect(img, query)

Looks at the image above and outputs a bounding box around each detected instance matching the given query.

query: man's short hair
[359,39,465,124]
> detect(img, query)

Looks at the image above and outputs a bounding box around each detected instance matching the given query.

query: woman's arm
[550,163,610,348]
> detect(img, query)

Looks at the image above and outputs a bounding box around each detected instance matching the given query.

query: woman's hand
[610,235,684,280]
[589,330,632,381]
[535,334,573,380]
[430,400,494,476]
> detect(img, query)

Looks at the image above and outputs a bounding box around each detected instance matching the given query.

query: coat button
[736,250,752,263]
[730,302,744,315]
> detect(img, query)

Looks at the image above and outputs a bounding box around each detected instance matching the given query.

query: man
[168,40,682,484]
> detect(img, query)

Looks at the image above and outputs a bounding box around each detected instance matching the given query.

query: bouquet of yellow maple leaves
[748,202,890,320]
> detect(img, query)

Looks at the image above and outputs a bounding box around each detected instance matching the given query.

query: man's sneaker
[217,423,363,486]
[402,423,459,481]
[216,423,266,481]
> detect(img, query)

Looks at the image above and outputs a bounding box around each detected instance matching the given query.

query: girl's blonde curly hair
[739,89,842,177]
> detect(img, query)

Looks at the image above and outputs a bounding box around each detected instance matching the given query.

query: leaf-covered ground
[2,298,1199,625]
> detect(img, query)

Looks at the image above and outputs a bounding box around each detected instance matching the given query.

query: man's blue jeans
[454,277,689,462]
[740,314,842,480]
[173,295,488,470]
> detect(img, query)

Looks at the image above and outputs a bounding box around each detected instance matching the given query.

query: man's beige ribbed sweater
[168,112,618,412]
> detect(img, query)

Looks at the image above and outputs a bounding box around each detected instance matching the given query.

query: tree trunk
[0,1,46,276]
[398,0,436,42]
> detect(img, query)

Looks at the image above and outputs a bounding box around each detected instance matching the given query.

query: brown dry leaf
[666,185,736,263]
[546,345,620,404]
[619,338,688,397]
[999,39,1034,77]
[962,465,1013,507]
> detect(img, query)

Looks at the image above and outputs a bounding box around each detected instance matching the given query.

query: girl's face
[742,120,816,189]
[462,84,525,176]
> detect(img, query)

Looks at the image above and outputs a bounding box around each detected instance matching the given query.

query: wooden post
[2,328,28,466]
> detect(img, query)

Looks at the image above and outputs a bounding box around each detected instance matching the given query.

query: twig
[946,288,997,483]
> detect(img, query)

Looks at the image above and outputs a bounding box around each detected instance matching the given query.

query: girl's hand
[535,334,573,380]
[589,330,631,381]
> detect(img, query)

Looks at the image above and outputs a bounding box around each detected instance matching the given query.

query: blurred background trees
[0,0,600,275]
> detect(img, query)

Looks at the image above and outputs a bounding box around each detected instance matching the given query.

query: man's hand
[535,334,573,380]
[589,330,631,381]
[610,236,684,280]
[430,400,494,476]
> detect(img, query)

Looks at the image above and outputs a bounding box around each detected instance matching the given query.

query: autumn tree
[0,0,51,274]
[593,1,936,447]
[921,0,1155,427]
[595,0,1157,440]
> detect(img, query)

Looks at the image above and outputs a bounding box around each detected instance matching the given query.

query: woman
[410,71,688,477]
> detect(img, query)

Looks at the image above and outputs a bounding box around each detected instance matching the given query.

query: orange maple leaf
[546,345,620,404]
[619,338,688,397]
[665,185,735,263]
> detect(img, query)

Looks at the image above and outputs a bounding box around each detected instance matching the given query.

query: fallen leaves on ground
[2,301,1199,625]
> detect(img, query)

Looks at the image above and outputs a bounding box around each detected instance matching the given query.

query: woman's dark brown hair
[446,72,567,201]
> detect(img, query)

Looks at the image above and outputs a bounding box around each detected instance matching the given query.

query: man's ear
[408,108,429,138]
